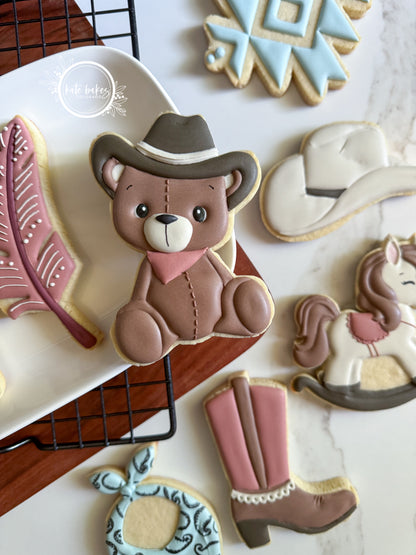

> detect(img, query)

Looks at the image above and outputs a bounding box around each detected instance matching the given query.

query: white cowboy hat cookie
[260,121,416,241]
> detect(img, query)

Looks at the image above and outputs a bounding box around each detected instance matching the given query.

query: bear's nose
[156,214,178,225]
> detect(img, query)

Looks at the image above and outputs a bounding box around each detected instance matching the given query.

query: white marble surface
[1,0,416,553]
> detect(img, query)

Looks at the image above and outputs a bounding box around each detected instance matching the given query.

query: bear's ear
[101,157,125,196]
[225,170,243,201]
[224,152,261,212]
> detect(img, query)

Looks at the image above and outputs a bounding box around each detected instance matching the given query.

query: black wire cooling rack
[0,0,177,452]
[0,0,139,65]
[0,356,176,453]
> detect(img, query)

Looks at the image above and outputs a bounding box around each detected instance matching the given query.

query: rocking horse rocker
[292,235,416,411]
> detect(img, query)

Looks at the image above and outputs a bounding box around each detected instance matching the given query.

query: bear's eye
[193,206,207,223]
[135,203,149,218]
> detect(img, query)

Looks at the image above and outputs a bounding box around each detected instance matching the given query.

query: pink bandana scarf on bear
[146,249,208,284]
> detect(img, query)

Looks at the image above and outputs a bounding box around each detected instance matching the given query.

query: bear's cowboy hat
[260,122,416,241]
[91,112,260,211]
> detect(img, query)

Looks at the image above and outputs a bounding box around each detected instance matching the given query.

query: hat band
[136,140,219,166]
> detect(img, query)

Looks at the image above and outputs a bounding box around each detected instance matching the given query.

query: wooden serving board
[0,1,268,516]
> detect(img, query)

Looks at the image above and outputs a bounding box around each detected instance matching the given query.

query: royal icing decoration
[0,116,101,348]
[204,372,358,548]
[231,480,296,504]
[292,235,416,410]
[90,443,222,555]
[347,312,389,345]
[91,112,274,366]
[260,122,416,241]
[204,0,371,104]
[146,248,208,284]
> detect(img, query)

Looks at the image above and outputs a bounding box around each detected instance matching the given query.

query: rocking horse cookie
[292,235,416,410]
[90,443,222,554]
[91,112,274,366]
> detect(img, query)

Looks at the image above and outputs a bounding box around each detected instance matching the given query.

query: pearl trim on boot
[231,480,296,504]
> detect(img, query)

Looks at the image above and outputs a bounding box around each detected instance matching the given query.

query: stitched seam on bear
[164,179,170,212]
[184,270,198,339]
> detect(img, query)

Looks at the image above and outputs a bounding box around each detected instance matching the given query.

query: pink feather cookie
[0,115,102,350]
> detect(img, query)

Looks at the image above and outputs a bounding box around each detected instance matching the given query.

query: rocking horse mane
[356,243,416,332]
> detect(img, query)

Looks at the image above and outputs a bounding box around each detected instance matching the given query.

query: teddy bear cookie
[0,115,102,349]
[91,112,274,366]
[292,235,416,410]
[90,443,223,555]
[204,0,371,104]
[260,122,416,241]
[204,371,358,548]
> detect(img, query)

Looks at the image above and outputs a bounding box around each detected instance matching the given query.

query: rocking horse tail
[293,295,340,368]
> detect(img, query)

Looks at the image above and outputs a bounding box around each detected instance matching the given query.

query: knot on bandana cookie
[121,483,135,499]
[89,444,155,495]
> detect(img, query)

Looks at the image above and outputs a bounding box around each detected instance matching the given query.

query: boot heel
[236,520,270,548]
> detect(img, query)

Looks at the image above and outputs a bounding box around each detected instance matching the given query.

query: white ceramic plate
[0,46,179,439]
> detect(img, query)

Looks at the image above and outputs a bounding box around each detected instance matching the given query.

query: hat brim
[91,132,260,211]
